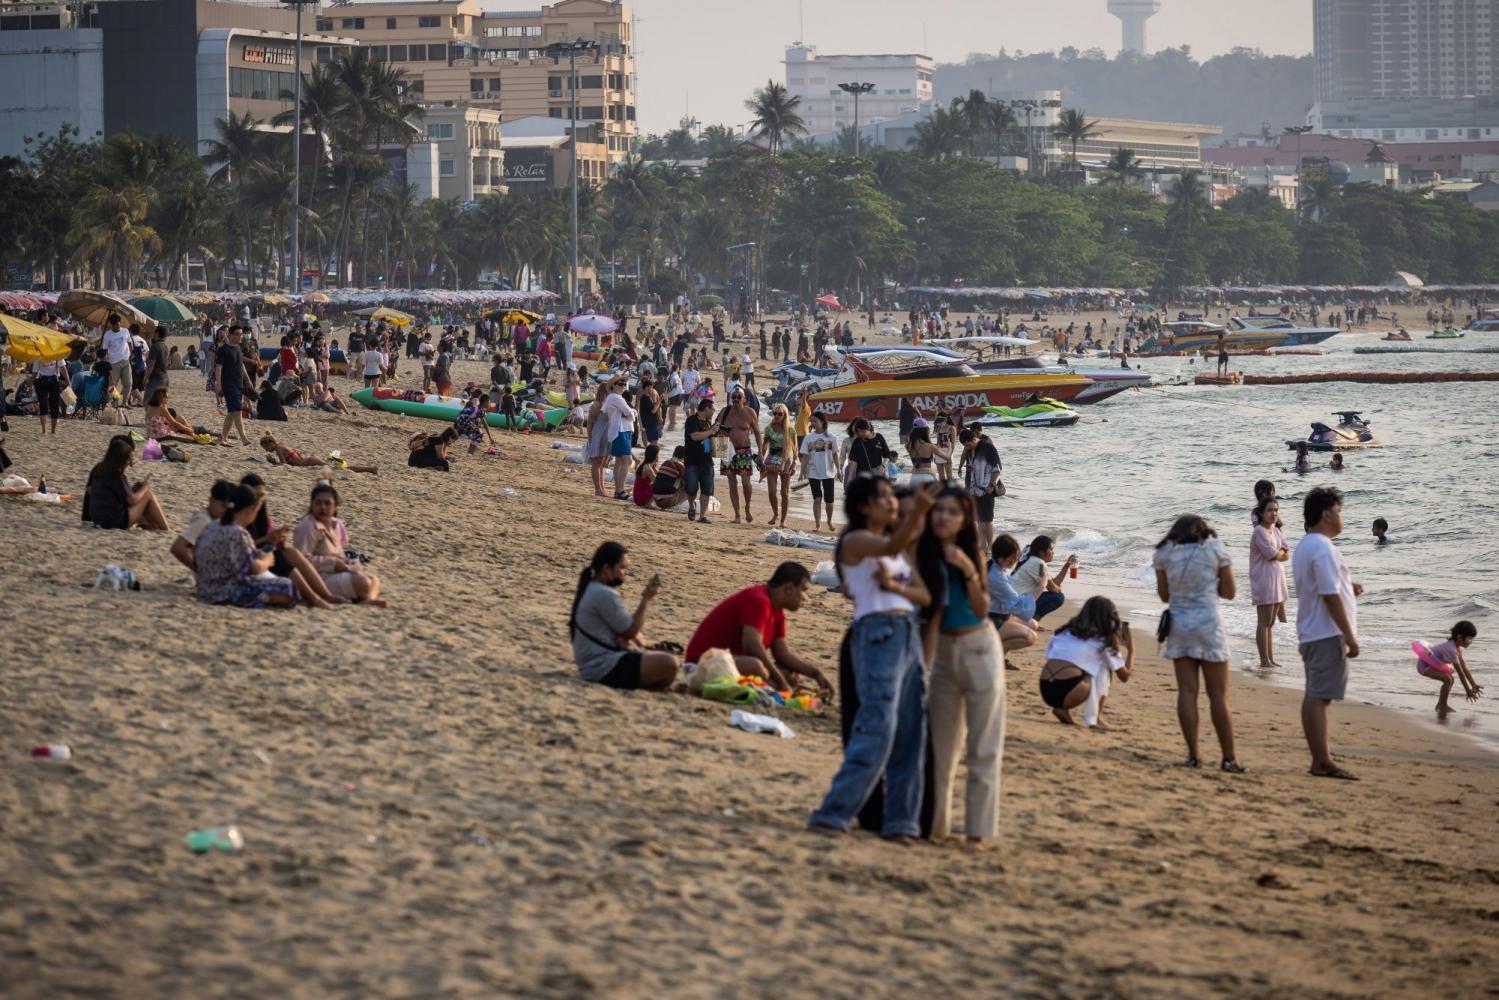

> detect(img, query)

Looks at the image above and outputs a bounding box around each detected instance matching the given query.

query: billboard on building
[504,147,552,187]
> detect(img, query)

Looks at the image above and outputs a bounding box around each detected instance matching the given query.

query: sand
[1,321,1497,998]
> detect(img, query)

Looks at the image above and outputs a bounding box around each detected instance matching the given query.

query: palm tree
[1168,169,1208,235]
[377,182,423,288]
[202,110,265,289]
[70,184,161,288]
[744,80,806,156]
[910,107,964,161]
[952,90,990,157]
[1105,148,1142,191]
[274,61,342,285]
[1053,108,1102,170]
[986,100,1019,158]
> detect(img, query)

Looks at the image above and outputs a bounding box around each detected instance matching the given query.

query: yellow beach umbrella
[0,314,86,363]
[353,306,414,327]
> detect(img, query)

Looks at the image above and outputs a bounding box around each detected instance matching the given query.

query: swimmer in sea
[1330,452,1346,471]
[1294,441,1312,474]
[1372,517,1389,545]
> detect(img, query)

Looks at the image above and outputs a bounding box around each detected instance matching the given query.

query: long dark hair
[1020,534,1054,566]
[1156,515,1217,548]
[1252,497,1282,529]
[1057,595,1124,654]
[569,542,627,639]
[221,484,259,526]
[835,476,894,584]
[95,435,134,478]
[915,487,980,624]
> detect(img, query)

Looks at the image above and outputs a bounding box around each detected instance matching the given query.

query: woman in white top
[1039,596,1134,728]
[810,477,937,842]
[798,410,840,532]
[1153,514,1243,772]
[1248,497,1290,669]
[360,345,386,388]
[601,377,638,500]
[1012,535,1076,622]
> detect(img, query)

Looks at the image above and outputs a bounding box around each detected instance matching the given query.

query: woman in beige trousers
[920,488,1007,850]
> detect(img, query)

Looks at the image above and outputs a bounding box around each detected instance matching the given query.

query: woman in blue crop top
[917,487,1007,850]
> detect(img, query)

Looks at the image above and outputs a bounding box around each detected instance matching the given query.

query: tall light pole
[1284,124,1312,222]
[546,38,597,311]
[285,0,316,294]
[838,81,875,156]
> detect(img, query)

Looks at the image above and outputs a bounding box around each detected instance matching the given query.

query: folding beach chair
[75,373,109,421]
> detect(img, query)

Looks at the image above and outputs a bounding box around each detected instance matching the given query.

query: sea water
[786,333,1499,751]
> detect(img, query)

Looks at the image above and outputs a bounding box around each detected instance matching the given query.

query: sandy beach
[2,321,1498,998]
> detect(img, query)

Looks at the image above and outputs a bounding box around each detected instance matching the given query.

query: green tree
[744,80,806,156]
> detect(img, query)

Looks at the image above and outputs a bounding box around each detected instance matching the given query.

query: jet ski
[1428,328,1465,340]
[1286,411,1381,451]
[1382,330,1412,342]
[975,396,1080,429]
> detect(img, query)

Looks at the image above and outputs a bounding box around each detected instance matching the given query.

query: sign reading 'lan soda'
[243,43,296,67]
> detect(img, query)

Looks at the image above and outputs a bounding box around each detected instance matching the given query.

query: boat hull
[809,374,1091,421]
[351,387,566,429]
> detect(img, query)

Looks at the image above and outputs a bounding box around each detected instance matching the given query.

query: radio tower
[1108,0,1161,56]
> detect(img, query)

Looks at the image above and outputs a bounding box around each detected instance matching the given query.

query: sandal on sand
[1182,757,1201,769]
[1310,766,1359,781]
[1221,760,1247,774]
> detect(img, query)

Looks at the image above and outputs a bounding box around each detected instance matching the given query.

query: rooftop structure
[1108,0,1161,56]
[783,45,933,136]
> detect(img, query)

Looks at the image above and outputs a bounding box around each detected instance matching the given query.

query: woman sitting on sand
[144,387,198,442]
[408,427,458,471]
[261,433,377,474]
[568,541,680,690]
[632,444,659,507]
[310,382,347,414]
[83,434,170,532]
[985,534,1040,661]
[1039,596,1134,729]
[193,483,308,609]
[238,473,339,608]
[292,482,383,606]
[1154,514,1244,772]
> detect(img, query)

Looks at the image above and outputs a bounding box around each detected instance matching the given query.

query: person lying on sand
[684,562,831,694]
[261,433,377,474]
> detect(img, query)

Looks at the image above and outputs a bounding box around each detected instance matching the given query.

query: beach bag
[1156,609,1172,643]
[60,385,77,410]
[141,438,165,462]
[686,648,740,695]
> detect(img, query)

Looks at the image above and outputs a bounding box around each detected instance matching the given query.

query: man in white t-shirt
[1292,485,1364,781]
[101,314,133,404]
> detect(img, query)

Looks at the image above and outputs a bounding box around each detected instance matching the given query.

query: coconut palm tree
[1054,108,1102,170]
[70,183,161,288]
[986,100,1019,158]
[1168,169,1208,235]
[910,107,964,161]
[274,61,342,285]
[952,90,992,157]
[1105,148,1142,191]
[744,80,806,156]
[202,110,266,289]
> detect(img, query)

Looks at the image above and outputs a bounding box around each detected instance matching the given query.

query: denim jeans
[1036,589,1065,621]
[811,612,927,837]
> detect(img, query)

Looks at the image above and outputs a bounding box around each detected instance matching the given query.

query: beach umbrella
[351,306,414,327]
[486,308,543,324]
[815,294,843,309]
[302,291,331,304]
[0,314,86,363]
[127,294,195,324]
[568,313,619,335]
[56,289,157,334]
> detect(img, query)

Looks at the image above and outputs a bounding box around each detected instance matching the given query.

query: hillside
[935,46,1314,138]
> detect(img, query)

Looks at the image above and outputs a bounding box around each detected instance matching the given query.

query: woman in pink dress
[1249,497,1290,669]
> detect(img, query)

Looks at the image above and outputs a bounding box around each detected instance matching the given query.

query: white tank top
[841,552,917,620]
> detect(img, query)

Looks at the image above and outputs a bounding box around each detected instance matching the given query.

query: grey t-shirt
[571,581,631,681]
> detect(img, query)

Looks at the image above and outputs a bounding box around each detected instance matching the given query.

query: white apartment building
[783,45,933,135]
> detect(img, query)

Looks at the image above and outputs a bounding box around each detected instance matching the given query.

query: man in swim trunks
[718,388,762,524]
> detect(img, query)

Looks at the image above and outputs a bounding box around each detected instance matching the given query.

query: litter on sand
[729,709,795,739]
[763,528,837,551]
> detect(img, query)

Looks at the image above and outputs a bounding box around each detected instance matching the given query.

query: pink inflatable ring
[1412,641,1455,679]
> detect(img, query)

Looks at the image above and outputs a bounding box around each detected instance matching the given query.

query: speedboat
[975,397,1080,429]
[925,336,1153,403]
[1161,320,1289,354]
[1228,315,1341,346]
[1428,328,1465,340]
[1286,411,1381,451]
[1382,330,1412,342]
[806,350,1092,421]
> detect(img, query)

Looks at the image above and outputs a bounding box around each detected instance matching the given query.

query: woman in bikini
[260,433,378,474]
[906,422,948,487]
[759,403,798,528]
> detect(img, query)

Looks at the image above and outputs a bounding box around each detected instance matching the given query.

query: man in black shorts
[215,326,250,446]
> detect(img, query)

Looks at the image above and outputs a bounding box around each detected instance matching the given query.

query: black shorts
[1039,673,1086,709]
[222,386,243,413]
[597,651,644,690]
[974,492,996,522]
[668,394,683,407]
[810,477,835,504]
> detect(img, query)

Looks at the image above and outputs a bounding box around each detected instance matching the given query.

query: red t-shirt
[685,584,786,663]
[278,348,298,374]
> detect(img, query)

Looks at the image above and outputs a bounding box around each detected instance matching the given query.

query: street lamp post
[1284,124,1312,222]
[285,0,316,294]
[546,38,598,312]
[838,81,875,156]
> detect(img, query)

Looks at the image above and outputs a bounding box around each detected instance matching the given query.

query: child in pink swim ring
[1413,621,1482,715]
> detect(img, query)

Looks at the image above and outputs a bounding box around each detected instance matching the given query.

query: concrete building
[1309,94,1499,143]
[321,0,635,165]
[783,45,934,135]
[420,103,505,201]
[498,117,607,192]
[1431,178,1499,208]
[1235,166,1302,210]
[1108,0,1161,56]
[1315,0,1499,102]
[0,0,353,158]
[0,16,103,157]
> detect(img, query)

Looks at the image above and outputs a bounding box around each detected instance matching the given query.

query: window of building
[341,17,364,30]
[315,46,331,63]
[440,159,455,177]
[581,106,604,120]
[367,45,386,61]
[386,17,397,29]
[418,15,441,28]
[488,78,502,91]
[429,43,446,61]
[581,75,603,89]
[1427,128,1440,139]
[549,107,563,118]
[389,44,407,61]
[316,18,332,31]
[428,123,455,140]
[548,76,564,93]
[407,80,424,94]
[470,78,484,94]
[626,105,635,121]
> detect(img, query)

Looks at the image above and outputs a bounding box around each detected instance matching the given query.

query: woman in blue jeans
[810,476,937,842]
[1012,535,1076,622]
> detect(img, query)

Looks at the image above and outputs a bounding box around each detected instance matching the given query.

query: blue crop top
[941,564,983,630]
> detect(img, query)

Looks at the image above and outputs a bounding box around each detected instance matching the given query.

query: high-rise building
[1315,0,1499,102]
[783,45,934,136]
[1107,0,1161,56]
[323,0,635,165]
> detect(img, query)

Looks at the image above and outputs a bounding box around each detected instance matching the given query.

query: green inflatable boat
[351,387,567,429]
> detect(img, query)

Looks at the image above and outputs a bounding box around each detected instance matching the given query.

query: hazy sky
[626,0,1314,133]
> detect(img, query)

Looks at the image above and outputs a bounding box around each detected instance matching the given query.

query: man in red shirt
[685,562,830,693]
